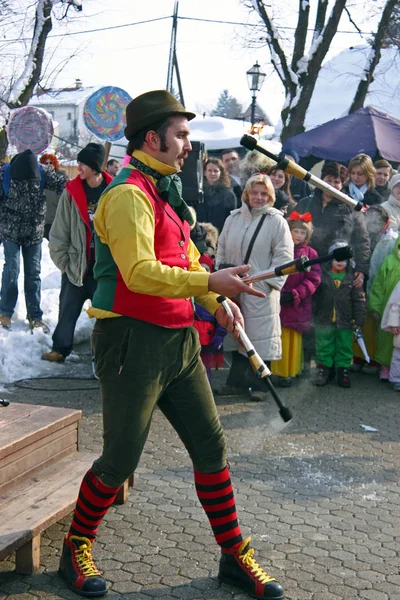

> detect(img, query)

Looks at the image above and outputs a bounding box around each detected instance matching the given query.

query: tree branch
[253,0,293,93]
[344,6,364,38]
[8,0,54,108]
[313,0,328,42]
[292,0,310,71]
[307,0,347,74]
[348,0,399,113]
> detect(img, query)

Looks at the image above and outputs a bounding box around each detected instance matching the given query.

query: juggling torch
[240,134,365,212]
[217,296,293,423]
[244,245,354,285]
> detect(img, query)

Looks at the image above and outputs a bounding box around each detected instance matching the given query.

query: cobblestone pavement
[1,349,400,600]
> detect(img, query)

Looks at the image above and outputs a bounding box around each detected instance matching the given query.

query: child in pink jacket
[271,211,321,386]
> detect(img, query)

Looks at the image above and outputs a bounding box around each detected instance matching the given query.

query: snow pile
[0,240,93,390]
[305,45,400,129]
[188,115,275,151]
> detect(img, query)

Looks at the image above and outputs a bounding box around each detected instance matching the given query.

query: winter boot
[42,350,65,363]
[29,319,50,334]
[59,535,107,597]
[218,537,284,599]
[337,367,351,388]
[0,315,11,330]
[313,365,333,386]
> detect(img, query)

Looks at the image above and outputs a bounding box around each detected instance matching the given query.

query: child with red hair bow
[271,212,322,386]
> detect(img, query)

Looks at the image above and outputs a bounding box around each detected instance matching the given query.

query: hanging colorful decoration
[7,106,54,155]
[83,86,132,142]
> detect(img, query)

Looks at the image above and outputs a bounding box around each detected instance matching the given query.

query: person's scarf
[130,156,194,226]
[348,181,368,201]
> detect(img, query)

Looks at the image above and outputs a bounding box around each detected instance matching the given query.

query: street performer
[58,90,284,600]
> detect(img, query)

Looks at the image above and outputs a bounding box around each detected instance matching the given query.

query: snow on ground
[0,240,93,390]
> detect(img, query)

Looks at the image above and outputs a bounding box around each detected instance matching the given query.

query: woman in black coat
[196,158,237,233]
[344,153,382,206]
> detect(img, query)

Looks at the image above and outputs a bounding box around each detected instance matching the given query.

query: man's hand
[371,311,380,322]
[209,265,265,298]
[390,326,400,335]
[215,300,244,340]
[353,271,364,288]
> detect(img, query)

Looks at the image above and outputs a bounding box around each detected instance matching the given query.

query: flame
[248,122,265,137]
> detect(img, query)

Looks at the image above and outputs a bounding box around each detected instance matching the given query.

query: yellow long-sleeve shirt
[88,150,220,319]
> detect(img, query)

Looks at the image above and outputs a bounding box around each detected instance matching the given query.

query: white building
[29,80,102,146]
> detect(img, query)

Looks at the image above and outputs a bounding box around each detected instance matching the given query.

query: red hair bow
[289,211,312,223]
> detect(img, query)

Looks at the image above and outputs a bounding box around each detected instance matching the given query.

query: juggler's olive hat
[124,90,196,140]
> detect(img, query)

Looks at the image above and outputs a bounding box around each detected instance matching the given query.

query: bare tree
[1,0,82,109]
[244,0,398,142]
[0,0,83,159]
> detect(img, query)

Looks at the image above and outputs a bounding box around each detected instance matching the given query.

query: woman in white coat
[216,173,294,399]
[381,174,400,232]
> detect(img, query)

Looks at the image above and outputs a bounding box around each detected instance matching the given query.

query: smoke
[364,206,388,252]
[239,149,276,180]
[234,401,291,457]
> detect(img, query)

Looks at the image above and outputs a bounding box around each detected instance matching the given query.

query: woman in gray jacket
[216,173,293,399]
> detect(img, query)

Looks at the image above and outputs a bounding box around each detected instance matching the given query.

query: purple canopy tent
[282,106,400,164]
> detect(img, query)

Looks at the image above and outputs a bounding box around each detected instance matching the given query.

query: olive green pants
[91,317,227,488]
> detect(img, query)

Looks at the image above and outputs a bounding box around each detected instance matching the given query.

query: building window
[67,112,72,120]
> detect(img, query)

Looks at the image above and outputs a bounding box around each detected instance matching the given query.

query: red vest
[94,169,195,328]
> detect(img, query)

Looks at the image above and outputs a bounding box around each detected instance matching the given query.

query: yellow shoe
[0,315,11,329]
[42,350,65,363]
[219,537,284,599]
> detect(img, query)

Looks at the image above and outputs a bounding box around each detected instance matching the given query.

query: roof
[29,85,102,107]
[242,102,273,126]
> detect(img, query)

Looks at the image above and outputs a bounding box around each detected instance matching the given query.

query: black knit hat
[10,149,40,181]
[124,90,196,140]
[77,143,105,173]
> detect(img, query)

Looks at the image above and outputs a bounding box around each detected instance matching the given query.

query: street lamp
[246,61,266,128]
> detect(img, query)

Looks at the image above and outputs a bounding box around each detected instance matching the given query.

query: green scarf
[130,156,194,226]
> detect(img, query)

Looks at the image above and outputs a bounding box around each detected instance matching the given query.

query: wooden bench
[0,402,131,574]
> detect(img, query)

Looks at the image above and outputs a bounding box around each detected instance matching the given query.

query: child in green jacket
[369,234,400,381]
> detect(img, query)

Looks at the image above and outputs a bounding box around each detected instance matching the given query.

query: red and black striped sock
[68,469,120,541]
[194,467,243,551]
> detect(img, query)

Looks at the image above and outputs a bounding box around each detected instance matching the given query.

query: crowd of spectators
[1,142,400,394]
[189,148,400,395]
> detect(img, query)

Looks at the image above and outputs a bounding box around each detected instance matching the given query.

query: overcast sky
[41,0,381,123]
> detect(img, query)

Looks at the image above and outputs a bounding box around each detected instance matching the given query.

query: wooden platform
[0,402,97,573]
[0,450,97,572]
[0,403,82,493]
